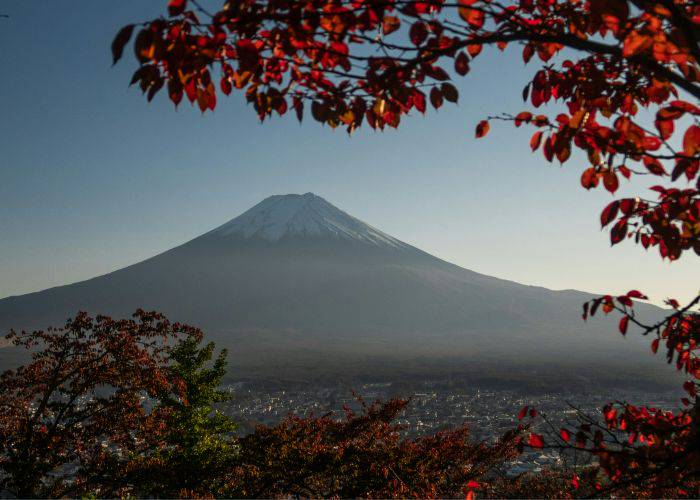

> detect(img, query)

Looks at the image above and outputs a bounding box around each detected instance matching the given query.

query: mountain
[0,193,673,389]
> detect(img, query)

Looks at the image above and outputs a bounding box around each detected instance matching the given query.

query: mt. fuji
[0,194,670,387]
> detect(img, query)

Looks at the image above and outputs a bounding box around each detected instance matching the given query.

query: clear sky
[0,1,697,307]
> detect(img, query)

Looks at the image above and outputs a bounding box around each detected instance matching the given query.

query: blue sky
[0,1,696,306]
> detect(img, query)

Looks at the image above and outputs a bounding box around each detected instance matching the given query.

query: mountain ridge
[0,193,673,387]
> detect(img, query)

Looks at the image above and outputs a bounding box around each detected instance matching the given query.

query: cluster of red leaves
[0,311,199,498]
[518,292,700,497]
[114,0,699,262]
[227,397,518,498]
[511,98,699,260]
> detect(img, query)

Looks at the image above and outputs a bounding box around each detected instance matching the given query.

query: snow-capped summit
[209,193,409,248]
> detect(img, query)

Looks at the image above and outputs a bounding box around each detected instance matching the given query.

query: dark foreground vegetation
[0,307,698,498]
[0,311,514,498]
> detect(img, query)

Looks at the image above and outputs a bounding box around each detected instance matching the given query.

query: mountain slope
[0,193,671,386]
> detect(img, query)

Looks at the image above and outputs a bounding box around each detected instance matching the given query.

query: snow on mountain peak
[209,193,409,248]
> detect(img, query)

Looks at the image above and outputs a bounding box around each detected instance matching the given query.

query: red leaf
[133,28,155,64]
[196,89,208,112]
[580,167,598,189]
[618,316,629,335]
[643,135,662,151]
[560,428,571,441]
[168,0,187,16]
[220,77,232,96]
[602,299,614,314]
[604,406,618,426]
[312,100,328,123]
[146,77,164,102]
[617,295,633,307]
[683,125,700,155]
[603,171,619,193]
[168,80,183,106]
[455,52,470,76]
[522,83,530,102]
[610,219,627,245]
[651,338,660,353]
[111,24,135,66]
[413,90,427,114]
[530,131,543,150]
[382,16,401,35]
[600,201,619,227]
[542,136,554,162]
[514,111,532,126]
[671,159,691,181]
[441,83,459,103]
[528,433,544,448]
[475,120,489,138]
[643,157,666,176]
[428,66,450,81]
[430,87,443,109]
[623,31,651,57]
[467,43,482,57]
[205,84,216,111]
[626,290,647,299]
[409,22,428,46]
[517,405,529,420]
[184,78,196,103]
[655,118,674,140]
[293,97,303,123]
[459,2,485,28]
[667,298,680,309]
[683,380,696,397]
[619,199,635,215]
[236,39,260,71]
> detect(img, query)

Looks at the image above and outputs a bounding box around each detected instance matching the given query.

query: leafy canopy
[114,0,699,261]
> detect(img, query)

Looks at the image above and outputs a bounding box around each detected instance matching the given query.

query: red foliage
[227,397,519,498]
[114,0,699,263]
[0,310,198,497]
[524,292,700,497]
[575,292,699,496]
[0,312,520,498]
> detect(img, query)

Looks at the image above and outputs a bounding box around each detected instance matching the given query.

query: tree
[0,310,192,497]
[516,292,700,497]
[127,333,238,497]
[113,0,698,260]
[226,397,518,498]
[1,311,521,498]
[0,310,245,498]
[114,0,699,495]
